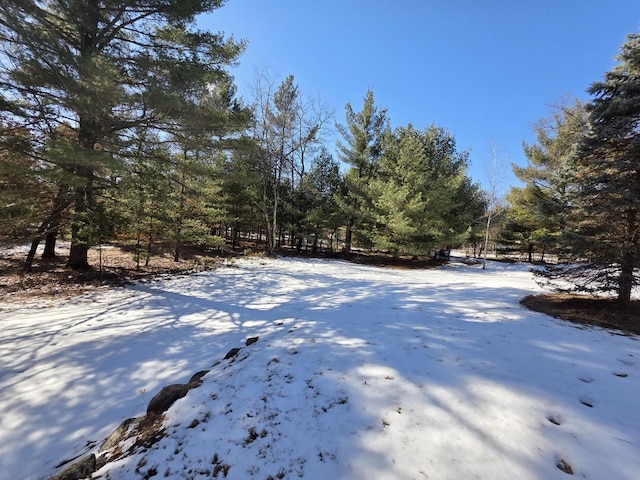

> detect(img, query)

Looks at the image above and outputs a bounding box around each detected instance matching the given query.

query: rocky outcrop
[48,336,260,480]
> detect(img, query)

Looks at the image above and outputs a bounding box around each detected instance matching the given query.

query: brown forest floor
[0,244,219,304]
[521,294,640,336]
[1,244,637,337]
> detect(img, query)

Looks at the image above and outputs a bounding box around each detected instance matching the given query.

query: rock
[556,459,573,475]
[146,384,189,415]
[53,454,96,480]
[224,347,241,360]
[99,417,141,453]
[188,370,210,388]
[246,336,259,346]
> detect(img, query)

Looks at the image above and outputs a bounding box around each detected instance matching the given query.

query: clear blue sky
[199,1,640,194]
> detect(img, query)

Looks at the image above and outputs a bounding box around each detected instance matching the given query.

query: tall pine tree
[0,0,244,268]
[336,89,388,254]
[372,124,483,256]
[540,35,640,304]
[508,99,589,262]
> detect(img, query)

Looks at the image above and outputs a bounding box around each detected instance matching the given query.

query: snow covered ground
[1,257,639,480]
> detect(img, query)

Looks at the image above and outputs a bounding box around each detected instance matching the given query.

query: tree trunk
[135,231,142,270]
[232,224,239,249]
[312,226,319,254]
[528,243,534,263]
[67,176,92,270]
[42,187,67,258]
[42,231,58,258]
[144,230,152,266]
[24,190,72,269]
[68,6,100,270]
[618,252,635,305]
[24,236,43,271]
[68,242,90,269]
[343,219,353,256]
[482,215,491,270]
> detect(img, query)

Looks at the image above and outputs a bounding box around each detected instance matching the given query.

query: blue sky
[199,1,640,193]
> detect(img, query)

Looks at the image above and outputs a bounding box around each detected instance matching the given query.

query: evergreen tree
[516,99,588,238]
[113,134,172,268]
[507,100,588,264]
[0,123,55,243]
[0,0,244,268]
[336,89,388,254]
[372,124,483,256]
[573,34,640,303]
[217,147,263,250]
[537,35,640,304]
[304,147,342,253]
[501,187,553,262]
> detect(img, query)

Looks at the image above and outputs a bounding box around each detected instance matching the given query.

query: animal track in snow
[617,357,635,366]
[579,396,595,408]
[578,375,593,383]
[546,414,562,426]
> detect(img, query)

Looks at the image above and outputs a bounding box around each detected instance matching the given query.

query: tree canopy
[0,0,248,268]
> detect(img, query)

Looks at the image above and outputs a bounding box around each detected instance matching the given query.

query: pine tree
[217,148,263,250]
[336,89,388,254]
[304,147,342,253]
[372,124,483,256]
[577,34,640,303]
[508,99,589,263]
[112,133,172,268]
[539,35,640,304]
[0,0,244,268]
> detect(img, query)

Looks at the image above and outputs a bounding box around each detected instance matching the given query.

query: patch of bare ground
[0,244,230,304]
[521,294,640,336]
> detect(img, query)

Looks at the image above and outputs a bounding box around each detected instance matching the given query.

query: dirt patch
[521,294,640,336]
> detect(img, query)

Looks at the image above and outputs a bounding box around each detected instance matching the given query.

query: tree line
[0,0,485,271]
[3,1,636,305]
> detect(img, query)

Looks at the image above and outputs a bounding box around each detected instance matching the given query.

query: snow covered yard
[1,257,639,480]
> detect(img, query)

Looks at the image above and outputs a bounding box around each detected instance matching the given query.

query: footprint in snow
[577,375,593,383]
[579,396,595,408]
[546,414,562,426]
[613,371,629,377]
[617,357,635,366]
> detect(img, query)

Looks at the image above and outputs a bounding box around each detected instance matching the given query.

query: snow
[1,257,639,480]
